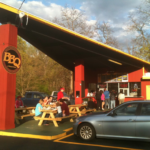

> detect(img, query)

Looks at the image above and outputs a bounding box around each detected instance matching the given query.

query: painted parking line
[54,133,143,150]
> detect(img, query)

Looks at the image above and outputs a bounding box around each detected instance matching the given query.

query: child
[35,99,43,117]
[55,102,62,117]
[35,99,49,125]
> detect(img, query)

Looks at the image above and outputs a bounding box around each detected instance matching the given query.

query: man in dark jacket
[110,90,116,109]
[96,89,101,110]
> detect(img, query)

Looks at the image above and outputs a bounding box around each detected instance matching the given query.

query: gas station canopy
[0,2,150,71]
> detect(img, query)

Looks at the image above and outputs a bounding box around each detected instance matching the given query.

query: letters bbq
[2,46,21,74]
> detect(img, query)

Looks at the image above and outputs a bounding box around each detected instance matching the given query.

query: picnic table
[34,109,76,127]
[15,107,35,124]
[69,104,96,116]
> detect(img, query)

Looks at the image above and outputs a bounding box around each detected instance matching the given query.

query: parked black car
[21,91,49,107]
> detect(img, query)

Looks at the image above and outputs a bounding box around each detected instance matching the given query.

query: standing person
[110,90,116,109]
[118,90,125,104]
[104,88,110,109]
[59,99,69,117]
[100,90,105,110]
[96,89,101,110]
[15,96,24,108]
[57,87,69,101]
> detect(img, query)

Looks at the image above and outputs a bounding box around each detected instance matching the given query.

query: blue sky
[25,0,81,8]
[0,0,144,48]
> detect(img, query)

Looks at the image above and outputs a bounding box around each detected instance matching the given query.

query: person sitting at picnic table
[43,96,49,106]
[35,99,49,125]
[87,98,95,109]
[57,87,69,101]
[55,102,62,117]
[59,99,69,117]
[15,96,24,108]
[48,96,53,105]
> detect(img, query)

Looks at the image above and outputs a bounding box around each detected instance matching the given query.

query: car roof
[26,91,45,93]
[124,100,150,104]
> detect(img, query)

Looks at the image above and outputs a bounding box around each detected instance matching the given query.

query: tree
[96,21,120,49]
[128,0,150,60]
[16,36,71,96]
[52,6,97,94]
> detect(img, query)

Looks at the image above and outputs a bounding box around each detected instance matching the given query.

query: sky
[0,0,144,48]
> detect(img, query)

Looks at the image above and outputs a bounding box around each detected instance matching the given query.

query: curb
[0,127,73,140]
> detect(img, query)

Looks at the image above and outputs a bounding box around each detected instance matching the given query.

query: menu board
[117,76,122,82]
[122,75,128,80]
[100,74,128,83]
[120,83,128,88]
[98,83,107,88]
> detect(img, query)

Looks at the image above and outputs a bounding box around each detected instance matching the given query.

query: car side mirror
[108,111,117,116]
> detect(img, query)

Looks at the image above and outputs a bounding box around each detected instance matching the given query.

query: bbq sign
[2,46,21,74]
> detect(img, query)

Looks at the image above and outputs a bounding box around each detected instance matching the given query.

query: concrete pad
[0,117,74,140]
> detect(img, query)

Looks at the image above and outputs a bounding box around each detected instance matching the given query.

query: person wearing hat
[57,87,69,101]
[15,96,24,108]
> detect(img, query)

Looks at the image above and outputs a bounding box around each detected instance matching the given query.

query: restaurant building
[86,68,150,102]
[1,3,150,131]
[1,2,150,105]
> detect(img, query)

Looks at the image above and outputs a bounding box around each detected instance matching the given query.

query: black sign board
[2,46,21,74]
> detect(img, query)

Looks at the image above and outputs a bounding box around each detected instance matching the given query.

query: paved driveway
[0,134,150,150]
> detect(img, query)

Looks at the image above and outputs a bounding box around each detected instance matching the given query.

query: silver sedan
[73,100,150,141]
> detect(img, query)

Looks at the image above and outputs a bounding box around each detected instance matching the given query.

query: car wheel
[78,123,95,141]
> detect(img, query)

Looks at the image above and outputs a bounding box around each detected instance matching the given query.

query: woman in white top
[118,90,125,105]
[55,102,62,117]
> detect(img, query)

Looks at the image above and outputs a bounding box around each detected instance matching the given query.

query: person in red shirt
[57,87,69,101]
[15,96,24,108]
[59,99,69,116]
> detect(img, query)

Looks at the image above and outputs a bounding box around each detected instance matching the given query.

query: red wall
[128,68,143,82]
[74,60,84,104]
[141,81,150,99]
[0,24,17,130]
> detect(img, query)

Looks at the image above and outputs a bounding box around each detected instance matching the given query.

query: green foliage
[16,36,70,96]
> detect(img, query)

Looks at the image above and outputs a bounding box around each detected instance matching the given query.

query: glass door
[119,83,129,96]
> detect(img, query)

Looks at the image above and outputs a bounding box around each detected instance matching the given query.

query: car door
[23,93,33,107]
[136,103,150,139]
[102,103,139,138]
[32,93,42,106]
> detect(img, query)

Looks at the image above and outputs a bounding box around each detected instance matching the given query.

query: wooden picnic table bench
[15,107,35,124]
[69,104,96,116]
[34,109,77,127]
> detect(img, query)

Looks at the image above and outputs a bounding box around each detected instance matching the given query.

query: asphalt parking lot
[0,134,150,150]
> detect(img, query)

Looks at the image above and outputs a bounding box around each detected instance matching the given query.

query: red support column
[74,60,84,104]
[0,24,17,130]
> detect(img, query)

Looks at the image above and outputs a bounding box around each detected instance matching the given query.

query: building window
[130,82,141,97]
[119,83,128,88]
[88,83,96,93]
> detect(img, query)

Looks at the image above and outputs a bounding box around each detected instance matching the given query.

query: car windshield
[63,92,68,97]
[53,92,58,96]
[41,93,49,98]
